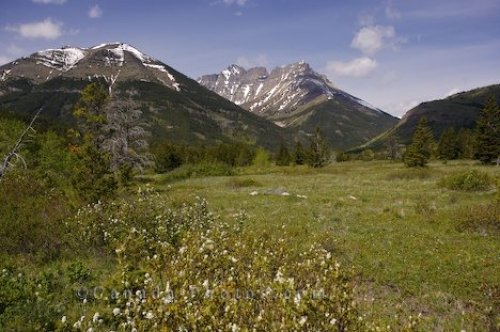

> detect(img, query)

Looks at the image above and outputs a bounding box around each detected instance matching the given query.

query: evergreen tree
[404,117,435,167]
[72,82,108,145]
[276,142,291,166]
[294,141,306,165]
[307,127,331,168]
[456,128,476,159]
[70,83,117,202]
[474,97,500,164]
[437,127,459,160]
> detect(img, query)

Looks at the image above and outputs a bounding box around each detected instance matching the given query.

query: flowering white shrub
[64,187,367,331]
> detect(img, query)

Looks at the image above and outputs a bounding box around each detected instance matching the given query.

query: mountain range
[0,43,286,149]
[199,62,398,149]
[0,42,496,153]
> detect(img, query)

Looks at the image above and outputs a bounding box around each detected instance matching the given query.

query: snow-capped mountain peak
[1,43,181,92]
[90,42,154,63]
[198,61,354,117]
[34,47,86,72]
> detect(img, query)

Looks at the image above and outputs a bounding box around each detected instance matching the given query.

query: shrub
[439,169,496,191]
[360,149,375,161]
[386,168,434,181]
[252,148,272,167]
[0,171,74,260]
[226,178,262,188]
[160,162,234,183]
[65,190,364,331]
[454,202,500,235]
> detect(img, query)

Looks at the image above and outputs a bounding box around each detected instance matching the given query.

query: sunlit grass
[156,160,499,330]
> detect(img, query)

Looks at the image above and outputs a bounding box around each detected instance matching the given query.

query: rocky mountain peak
[1,42,181,92]
[198,61,347,117]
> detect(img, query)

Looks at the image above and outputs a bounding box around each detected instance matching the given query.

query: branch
[0,108,42,180]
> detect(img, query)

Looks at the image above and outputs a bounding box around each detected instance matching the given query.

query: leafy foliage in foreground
[0,188,371,331]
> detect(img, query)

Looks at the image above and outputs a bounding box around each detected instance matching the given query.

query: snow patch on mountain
[1,69,12,81]
[35,48,86,72]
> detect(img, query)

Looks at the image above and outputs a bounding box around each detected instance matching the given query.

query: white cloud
[88,5,103,18]
[351,25,395,55]
[234,11,243,16]
[0,56,11,66]
[236,54,268,68]
[32,0,67,4]
[223,0,248,5]
[326,57,378,78]
[6,18,62,40]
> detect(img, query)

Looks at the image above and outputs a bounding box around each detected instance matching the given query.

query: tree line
[1,84,498,205]
[403,97,499,167]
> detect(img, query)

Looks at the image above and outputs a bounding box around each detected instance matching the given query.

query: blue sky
[1,0,499,117]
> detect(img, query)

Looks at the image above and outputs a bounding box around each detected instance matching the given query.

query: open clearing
[153,160,499,330]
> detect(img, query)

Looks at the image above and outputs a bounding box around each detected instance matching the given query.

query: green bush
[0,171,74,260]
[454,202,500,235]
[360,148,375,161]
[386,168,434,181]
[439,169,496,191]
[160,162,234,183]
[226,177,262,188]
[252,148,272,167]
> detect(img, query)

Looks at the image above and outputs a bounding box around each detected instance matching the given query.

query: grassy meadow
[0,159,498,331]
[150,160,499,330]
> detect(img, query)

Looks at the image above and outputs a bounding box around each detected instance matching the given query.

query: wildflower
[330,318,337,325]
[113,308,121,316]
[145,311,154,319]
[299,316,307,326]
[92,312,100,323]
[294,292,302,305]
[61,316,67,324]
[274,269,286,284]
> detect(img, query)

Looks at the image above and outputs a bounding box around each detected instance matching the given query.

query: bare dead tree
[0,108,42,180]
[102,98,151,172]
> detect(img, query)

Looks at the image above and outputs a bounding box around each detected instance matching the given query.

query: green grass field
[1,160,498,331]
[151,160,499,330]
